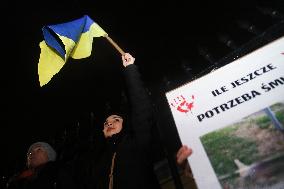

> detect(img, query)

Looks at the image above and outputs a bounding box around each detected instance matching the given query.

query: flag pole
[104,34,125,55]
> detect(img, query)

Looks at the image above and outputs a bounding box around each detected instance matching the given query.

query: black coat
[6,161,75,189]
[95,64,161,189]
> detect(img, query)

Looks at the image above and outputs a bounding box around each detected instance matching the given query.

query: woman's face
[27,145,49,168]
[103,115,123,138]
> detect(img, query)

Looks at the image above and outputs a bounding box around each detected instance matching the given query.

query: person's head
[26,142,57,169]
[103,114,124,138]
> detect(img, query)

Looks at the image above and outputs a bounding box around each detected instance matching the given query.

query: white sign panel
[166,37,284,189]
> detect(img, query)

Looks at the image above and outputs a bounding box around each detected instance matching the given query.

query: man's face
[103,115,123,138]
[27,145,49,168]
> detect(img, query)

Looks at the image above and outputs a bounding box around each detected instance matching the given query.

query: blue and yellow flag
[38,15,107,86]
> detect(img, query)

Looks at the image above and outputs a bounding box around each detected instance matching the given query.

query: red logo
[170,95,195,114]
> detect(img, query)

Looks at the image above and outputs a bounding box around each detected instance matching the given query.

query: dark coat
[95,64,161,189]
[6,161,75,189]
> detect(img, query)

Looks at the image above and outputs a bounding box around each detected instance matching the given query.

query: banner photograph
[166,36,284,189]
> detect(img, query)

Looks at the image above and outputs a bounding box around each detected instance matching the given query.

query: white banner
[166,37,284,189]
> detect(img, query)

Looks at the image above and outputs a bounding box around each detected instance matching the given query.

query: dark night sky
[1,0,283,178]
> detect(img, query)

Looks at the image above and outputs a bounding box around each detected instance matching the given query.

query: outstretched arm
[122,53,153,147]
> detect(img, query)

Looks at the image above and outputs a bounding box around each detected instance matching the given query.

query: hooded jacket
[95,64,161,189]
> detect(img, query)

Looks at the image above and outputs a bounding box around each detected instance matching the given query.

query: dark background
[1,0,283,184]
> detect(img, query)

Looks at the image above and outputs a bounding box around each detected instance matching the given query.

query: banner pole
[104,34,125,55]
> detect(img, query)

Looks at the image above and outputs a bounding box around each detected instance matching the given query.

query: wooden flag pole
[104,34,125,55]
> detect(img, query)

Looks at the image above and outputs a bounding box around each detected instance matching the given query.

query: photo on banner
[200,102,284,189]
[166,36,284,189]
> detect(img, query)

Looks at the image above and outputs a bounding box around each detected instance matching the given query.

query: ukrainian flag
[38,15,107,86]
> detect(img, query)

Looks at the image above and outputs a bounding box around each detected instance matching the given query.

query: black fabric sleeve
[123,64,154,148]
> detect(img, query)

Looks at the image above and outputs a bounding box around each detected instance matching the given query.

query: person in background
[6,141,75,189]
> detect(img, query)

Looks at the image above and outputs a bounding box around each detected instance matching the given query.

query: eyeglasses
[27,147,45,157]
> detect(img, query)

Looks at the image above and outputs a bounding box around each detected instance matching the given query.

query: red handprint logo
[171,95,195,114]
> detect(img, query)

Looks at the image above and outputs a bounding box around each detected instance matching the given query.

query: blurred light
[217,33,238,50]
[236,20,262,35]
[256,6,284,20]
[162,76,172,91]
[180,59,193,75]
[197,45,215,64]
